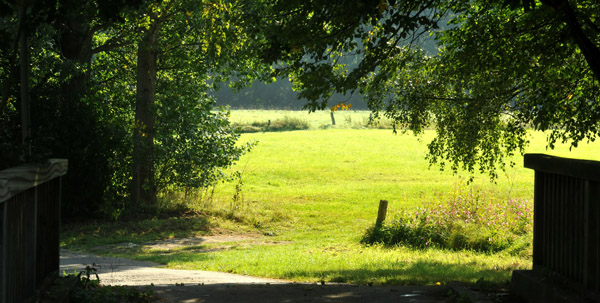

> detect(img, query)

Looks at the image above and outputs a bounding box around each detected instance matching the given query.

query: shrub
[362,185,533,254]
[235,115,310,132]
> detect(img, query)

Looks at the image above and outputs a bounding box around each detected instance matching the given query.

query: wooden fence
[0,159,67,303]
[517,154,600,299]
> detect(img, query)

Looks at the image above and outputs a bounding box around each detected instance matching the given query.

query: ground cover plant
[362,184,533,255]
[61,110,600,286]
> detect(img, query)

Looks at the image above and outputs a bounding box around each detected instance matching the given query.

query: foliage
[362,185,533,254]
[212,78,369,110]
[255,0,445,107]
[0,102,25,168]
[330,102,352,112]
[153,81,254,193]
[0,9,131,216]
[362,0,600,178]
[124,0,269,210]
[0,0,264,219]
[78,265,101,289]
[213,78,305,110]
[256,0,600,178]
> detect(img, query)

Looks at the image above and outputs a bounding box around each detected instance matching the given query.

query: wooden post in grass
[375,200,388,227]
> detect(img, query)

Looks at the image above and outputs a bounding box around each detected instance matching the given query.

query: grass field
[62,110,600,286]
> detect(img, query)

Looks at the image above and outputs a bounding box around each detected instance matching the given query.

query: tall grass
[233,115,311,132]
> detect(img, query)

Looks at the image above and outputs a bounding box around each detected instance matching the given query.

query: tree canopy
[254,0,600,178]
[1,0,599,218]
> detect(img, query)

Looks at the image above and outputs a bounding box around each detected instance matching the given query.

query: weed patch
[362,185,533,254]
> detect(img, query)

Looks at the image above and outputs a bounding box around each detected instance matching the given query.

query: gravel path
[60,249,283,286]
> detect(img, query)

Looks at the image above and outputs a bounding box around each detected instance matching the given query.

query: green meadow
[62,110,600,285]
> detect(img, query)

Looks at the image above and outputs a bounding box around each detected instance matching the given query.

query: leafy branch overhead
[255,0,600,178]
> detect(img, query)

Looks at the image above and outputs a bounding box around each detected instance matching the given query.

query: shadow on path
[150,283,451,303]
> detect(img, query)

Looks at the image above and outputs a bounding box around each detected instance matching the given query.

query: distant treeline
[212,30,439,110]
[212,78,369,110]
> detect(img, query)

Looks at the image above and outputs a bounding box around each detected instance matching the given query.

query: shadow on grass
[60,249,216,276]
[61,215,213,250]
[283,260,515,285]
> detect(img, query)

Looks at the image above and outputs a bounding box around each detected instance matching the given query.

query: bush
[362,185,533,254]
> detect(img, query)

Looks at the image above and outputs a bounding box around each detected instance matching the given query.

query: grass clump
[362,185,533,254]
[235,115,310,132]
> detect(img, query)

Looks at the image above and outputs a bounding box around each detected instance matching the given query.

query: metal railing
[0,159,67,303]
[524,153,600,293]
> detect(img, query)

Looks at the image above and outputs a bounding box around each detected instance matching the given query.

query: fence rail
[0,159,67,303]
[524,153,600,294]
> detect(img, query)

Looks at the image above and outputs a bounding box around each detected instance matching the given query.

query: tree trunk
[19,1,31,157]
[56,15,100,214]
[543,0,600,83]
[132,24,159,208]
[560,2,600,83]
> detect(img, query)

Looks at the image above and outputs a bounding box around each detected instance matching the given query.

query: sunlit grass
[62,110,600,286]
[132,242,530,285]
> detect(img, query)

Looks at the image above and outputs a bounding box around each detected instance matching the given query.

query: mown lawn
[61,110,600,285]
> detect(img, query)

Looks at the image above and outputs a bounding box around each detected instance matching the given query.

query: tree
[0,0,142,216]
[129,0,263,207]
[256,0,600,177]
[131,2,160,207]
[0,0,261,218]
[0,0,59,163]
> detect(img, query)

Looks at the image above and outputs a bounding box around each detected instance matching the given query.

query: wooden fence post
[376,200,388,227]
